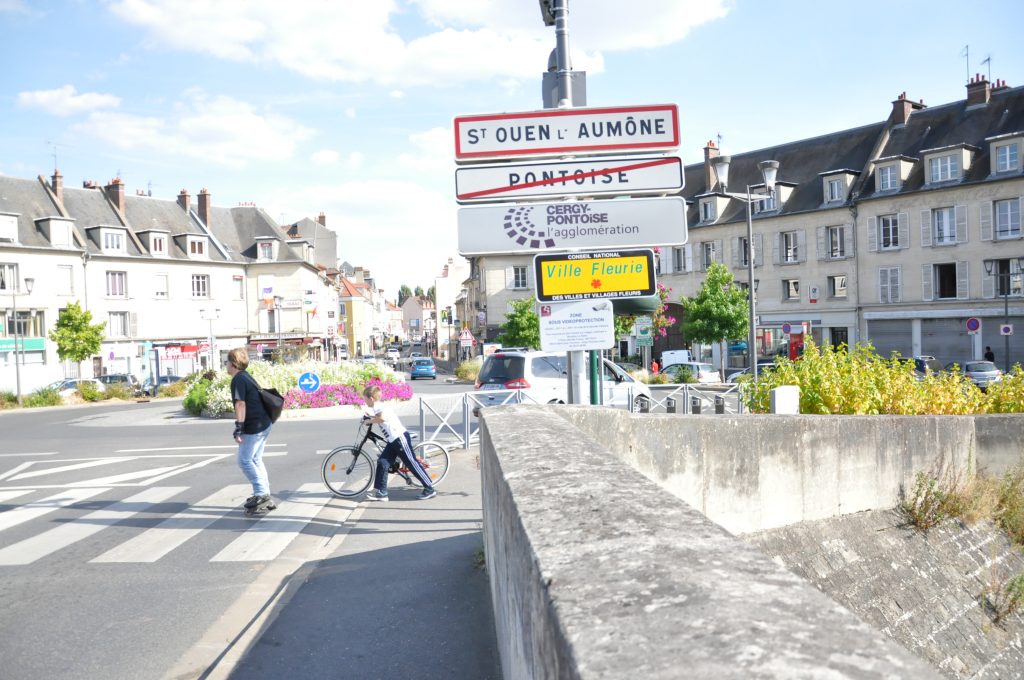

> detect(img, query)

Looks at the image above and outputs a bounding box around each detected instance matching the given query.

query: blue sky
[2,0,1022,298]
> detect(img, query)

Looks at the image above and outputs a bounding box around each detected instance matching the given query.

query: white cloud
[311,149,340,165]
[344,107,357,119]
[104,1,728,87]
[397,126,452,174]
[389,90,405,99]
[346,152,365,170]
[16,85,121,116]
[0,0,31,14]
[71,90,314,168]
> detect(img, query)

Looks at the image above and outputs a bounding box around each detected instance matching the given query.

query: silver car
[944,360,1002,390]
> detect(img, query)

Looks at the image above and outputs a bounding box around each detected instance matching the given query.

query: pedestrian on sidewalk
[226,348,276,515]
[651,359,660,374]
[362,384,436,502]
[984,346,995,362]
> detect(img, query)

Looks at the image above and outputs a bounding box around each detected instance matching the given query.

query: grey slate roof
[0,175,65,250]
[206,205,302,263]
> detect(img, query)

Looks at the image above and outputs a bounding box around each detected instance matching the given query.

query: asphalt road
[0,380,499,680]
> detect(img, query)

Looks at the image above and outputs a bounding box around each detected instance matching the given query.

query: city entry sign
[455,156,683,203]
[454,104,679,162]
[534,249,656,302]
[457,196,687,255]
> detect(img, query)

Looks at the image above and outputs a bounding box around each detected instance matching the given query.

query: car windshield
[478,356,526,384]
[964,361,997,372]
[413,359,432,366]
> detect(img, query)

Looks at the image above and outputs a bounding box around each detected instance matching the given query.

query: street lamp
[274,296,283,363]
[201,308,220,369]
[711,156,780,381]
[983,256,1024,373]
[10,276,35,407]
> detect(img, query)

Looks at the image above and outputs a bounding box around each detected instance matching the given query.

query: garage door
[921,318,972,366]
[867,319,912,359]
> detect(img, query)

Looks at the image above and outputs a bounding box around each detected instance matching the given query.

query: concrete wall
[480,406,941,680]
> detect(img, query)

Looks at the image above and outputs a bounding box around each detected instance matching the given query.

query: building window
[673,247,685,272]
[102,230,125,253]
[996,143,1019,173]
[929,154,959,183]
[57,265,73,295]
[755,195,777,213]
[0,263,19,292]
[934,263,958,299]
[108,311,129,338]
[995,199,1021,239]
[258,242,274,261]
[512,266,528,289]
[827,178,843,202]
[782,231,799,263]
[701,201,716,222]
[739,237,750,267]
[879,267,901,303]
[234,275,244,299]
[151,235,166,255]
[702,241,716,269]
[154,273,168,299]
[5,310,43,338]
[192,274,210,299]
[992,259,1024,297]
[188,238,207,257]
[877,165,899,191]
[879,214,900,249]
[783,279,800,301]
[0,214,16,242]
[933,207,957,244]
[106,271,127,297]
[827,225,845,259]
[828,275,847,298]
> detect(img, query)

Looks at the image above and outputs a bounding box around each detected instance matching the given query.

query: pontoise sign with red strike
[453,104,679,162]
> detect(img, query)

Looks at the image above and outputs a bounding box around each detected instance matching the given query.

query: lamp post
[983,257,1024,373]
[11,276,35,407]
[201,308,220,369]
[711,156,780,382]
[274,296,283,363]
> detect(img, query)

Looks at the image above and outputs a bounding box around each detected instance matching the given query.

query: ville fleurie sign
[457,196,687,255]
[534,249,656,302]
[453,104,679,162]
[455,156,684,203]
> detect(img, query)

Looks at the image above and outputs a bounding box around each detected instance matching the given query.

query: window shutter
[754,234,764,268]
[920,209,932,247]
[816,227,826,261]
[684,245,692,272]
[797,230,807,262]
[921,264,933,301]
[772,233,780,264]
[695,244,706,272]
[898,212,909,249]
[867,217,877,252]
[979,202,993,241]
[955,205,967,243]
[956,260,969,299]
[843,224,853,258]
[129,313,138,338]
[731,237,740,267]
[660,247,671,274]
[983,270,995,299]
[714,240,723,264]
[879,268,889,303]
[505,266,513,288]
[891,267,901,302]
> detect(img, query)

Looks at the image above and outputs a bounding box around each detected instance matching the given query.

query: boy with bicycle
[361,385,437,501]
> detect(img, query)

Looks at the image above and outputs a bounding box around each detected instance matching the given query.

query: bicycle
[321,417,451,497]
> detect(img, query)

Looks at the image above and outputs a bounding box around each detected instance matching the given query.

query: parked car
[473,349,652,414]
[912,356,945,379]
[97,373,142,395]
[336,347,350,361]
[944,360,1002,390]
[385,346,401,362]
[142,375,184,396]
[725,362,779,383]
[358,355,377,365]
[45,378,105,398]
[660,362,719,384]
[410,357,437,380]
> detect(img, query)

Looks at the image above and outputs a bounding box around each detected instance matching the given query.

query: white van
[660,349,692,365]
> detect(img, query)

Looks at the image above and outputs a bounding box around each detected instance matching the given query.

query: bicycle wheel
[322,446,374,497]
[412,441,450,487]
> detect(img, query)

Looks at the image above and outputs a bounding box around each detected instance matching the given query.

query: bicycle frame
[353,419,424,484]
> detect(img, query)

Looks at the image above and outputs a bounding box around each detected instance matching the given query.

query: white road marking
[0,487,111,534]
[92,484,249,563]
[0,489,35,503]
[0,452,58,458]
[210,483,330,562]
[116,444,287,453]
[68,465,191,487]
[0,486,187,566]
[6,458,131,481]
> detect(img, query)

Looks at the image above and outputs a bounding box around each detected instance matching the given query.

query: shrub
[667,366,695,384]
[78,381,103,402]
[102,383,135,401]
[24,387,62,408]
[985,365,1024,413]
[183,379,212,416]
[996,466,1024,546]
[455,358,481,382]
[0,391,16,409]
[901,471,959,532]
[159,380,189,398]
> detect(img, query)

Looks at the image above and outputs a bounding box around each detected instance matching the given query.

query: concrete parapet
[480,406,940,680]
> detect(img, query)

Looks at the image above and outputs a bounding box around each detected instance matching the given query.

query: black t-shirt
[231,370,272,434]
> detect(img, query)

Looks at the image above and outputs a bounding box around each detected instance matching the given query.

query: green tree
[679,263,748,375]
[496,297,540,349]
[414,286,424,298]
[398,284,413,306]
[427,285,436,305]
[48,302,105,373]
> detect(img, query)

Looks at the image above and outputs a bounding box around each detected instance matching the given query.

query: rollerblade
[244,494,276,517]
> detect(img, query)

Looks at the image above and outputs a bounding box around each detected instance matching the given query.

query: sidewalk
[226,445,501,680]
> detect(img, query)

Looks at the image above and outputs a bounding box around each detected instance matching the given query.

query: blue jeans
[237,426,272,496]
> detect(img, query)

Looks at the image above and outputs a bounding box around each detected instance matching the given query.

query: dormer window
[700,200,716,223]
[36,217,73,246]
[754,194,776,214]
[827,178,843,202]
[187,236,208,259]
[877,164,899,191]
[922,145,974,185]
[996,143,1019,172]
[929,154,959,183]
[101,228,126,254]
[258,242,274,261]
[152,235,166,255]
[0,213,16,242]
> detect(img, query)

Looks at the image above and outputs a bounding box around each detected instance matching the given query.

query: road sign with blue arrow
[298,372,321,393]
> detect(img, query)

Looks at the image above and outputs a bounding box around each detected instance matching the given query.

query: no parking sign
[966,317,981,335]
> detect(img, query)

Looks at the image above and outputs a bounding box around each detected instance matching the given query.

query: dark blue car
[410,358,437,380]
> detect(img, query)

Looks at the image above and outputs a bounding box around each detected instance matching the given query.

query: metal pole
[746,185,758,382]
[12,289,21,407]
[589,350,599,404]
[1004,277,1010,373]
[553,0,572,107]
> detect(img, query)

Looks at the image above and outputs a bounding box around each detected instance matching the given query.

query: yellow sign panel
[534,249,656,302]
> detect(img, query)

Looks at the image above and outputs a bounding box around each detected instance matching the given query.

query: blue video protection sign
[298,372,321,393]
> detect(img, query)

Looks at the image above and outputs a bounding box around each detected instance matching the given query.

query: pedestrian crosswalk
[0,482,343,566]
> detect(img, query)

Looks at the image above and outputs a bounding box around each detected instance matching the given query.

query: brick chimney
[105,177,125,213]
[198,188,212,226]
[703,140,720,192]
[966,74,991,105]
[317,211,326,226]
[992,78,1011,93]
[177,188,190,212]
[51,169,63,203]
[890,92,926,125]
